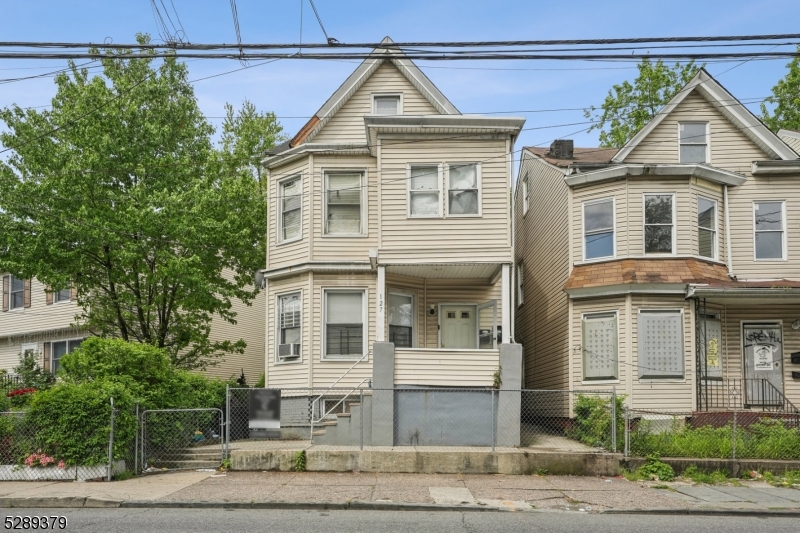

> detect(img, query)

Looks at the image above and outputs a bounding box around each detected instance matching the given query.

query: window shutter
[23,279,32,308]
[1,275,8,312]
[70,286,78,301]
[45,286,53,306]
[43,342,51,372]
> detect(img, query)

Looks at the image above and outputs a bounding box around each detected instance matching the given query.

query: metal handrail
[310,377,370,441]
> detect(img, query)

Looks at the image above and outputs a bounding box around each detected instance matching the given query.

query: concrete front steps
[145,447,223,470]
[311,400,371,447]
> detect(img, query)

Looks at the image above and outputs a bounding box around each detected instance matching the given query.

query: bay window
[582,312,618,381]
[583,198,614,260]
[644,194,675,254]
[325,172,363,235]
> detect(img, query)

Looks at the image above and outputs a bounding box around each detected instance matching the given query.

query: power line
[307,0,338,46]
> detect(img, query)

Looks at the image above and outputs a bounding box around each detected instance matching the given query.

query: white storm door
[440,305,477,349]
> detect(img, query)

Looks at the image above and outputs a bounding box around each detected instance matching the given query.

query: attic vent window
[373,94,401,115]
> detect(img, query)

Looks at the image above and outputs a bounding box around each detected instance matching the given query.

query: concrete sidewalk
[2,471,800,514]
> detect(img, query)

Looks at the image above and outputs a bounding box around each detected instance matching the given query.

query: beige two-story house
[1,274,265,383]
[261,38,524,394]
[516,68,800,414]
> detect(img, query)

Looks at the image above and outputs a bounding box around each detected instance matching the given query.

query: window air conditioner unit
[278,343,301,359]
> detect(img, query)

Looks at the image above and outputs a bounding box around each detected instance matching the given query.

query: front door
[440,305,477,349]
[743,323,784,406]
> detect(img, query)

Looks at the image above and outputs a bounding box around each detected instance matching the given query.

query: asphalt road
[3,509,799,533]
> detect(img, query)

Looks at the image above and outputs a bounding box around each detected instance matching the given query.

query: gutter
[751,160,800,175]
[564,164,746,188]
[724,185,734,278]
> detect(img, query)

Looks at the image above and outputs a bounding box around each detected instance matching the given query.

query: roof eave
[564,163,746,188]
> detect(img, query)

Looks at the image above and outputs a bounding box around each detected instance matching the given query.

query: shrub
[14,351,54,391]
[7,388,38,409]
[25,380,136,466]
[637,456,675,481]
[568,394,625,449]
[59,337,172,386]
[0,391,11,412]
[255,373,265,388]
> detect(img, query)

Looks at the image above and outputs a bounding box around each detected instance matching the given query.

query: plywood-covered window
[446,163,480,216]
[679,122,708,163]
[754,201,786,260]
[408,165,440,217]
[325,172,363,235]
[582,312,618,381]
[583,198,615,260]
[279,176,302,242]
[644,194,675,254]
[698,197,717,259]
[324,290,365,359]
[638,310,684,379]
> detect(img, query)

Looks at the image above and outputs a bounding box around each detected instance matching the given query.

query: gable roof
[777,129,800,156]
[287,36,460,149]
[612,68,798,163]
[525,146,618,168]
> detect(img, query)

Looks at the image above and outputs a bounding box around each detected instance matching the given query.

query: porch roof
[386,263,501,281]
[688,280,800,304]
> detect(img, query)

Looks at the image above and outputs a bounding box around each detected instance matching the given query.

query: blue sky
[2,0,800,156]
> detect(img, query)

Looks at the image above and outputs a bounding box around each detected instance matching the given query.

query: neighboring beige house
[0,274,265,383]
[515,68,800,413]
[261,38,524,391]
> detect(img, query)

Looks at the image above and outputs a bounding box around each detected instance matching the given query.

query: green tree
[0,35,282,369]
[760,47,800,132]
[585,59,701,148]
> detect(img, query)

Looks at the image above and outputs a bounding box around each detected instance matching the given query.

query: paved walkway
[2,471,800,513]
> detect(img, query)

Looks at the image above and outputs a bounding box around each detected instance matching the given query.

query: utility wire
[307,0,338,45]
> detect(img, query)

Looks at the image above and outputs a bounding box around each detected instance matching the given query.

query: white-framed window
[277,292,302,362]
[638,310,684,379]
[754,201,786,260]
[698,197,717,260]
[522,174,529,215]
[323,290,366,359]
[644,193,676,254]
[9,275,25,310]
[54,288,72,303]
[581,312,618,381]
[679,122,708,163]
[278,176,302,243]
[583,198,615,261]
[408,165,441,217]
[20,343,38,358]
[446,163,480,216]
[516,263,524,306]
[372,94,402,115]
[388,292,414,348]
[51,338,83,374]
[324,172,364,235]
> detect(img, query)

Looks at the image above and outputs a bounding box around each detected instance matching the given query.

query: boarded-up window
[325,173,363,235]
[638,311,684,379]
[699,315,722,380]
[325,291,364,358]
[280,178,301,241]
[409,166,440,216]
[582,312,618,380]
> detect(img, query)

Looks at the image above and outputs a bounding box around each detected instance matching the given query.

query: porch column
[376,265,386,342]
[501,264,510,343]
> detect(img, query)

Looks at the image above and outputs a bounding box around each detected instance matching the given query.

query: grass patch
[624,456,675,482]
[762,470,800,487]
[113,470,134,481]
[680,465,729,485]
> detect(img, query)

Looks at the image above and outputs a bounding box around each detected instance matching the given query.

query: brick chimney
[549,139,574,159]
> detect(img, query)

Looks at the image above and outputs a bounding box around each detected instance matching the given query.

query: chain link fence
[624,408,800,460]
[140,408,224,473]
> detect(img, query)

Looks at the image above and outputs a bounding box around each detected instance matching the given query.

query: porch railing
[698,378,800,413]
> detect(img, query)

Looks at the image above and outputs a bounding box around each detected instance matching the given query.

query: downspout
[508,137,516,343]
[724,185,734,278]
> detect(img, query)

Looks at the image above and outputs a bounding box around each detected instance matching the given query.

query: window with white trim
[522,175,529,215]
[679,122,708,163]
[638,310,684,379]
[698,197,717,259]
[279,177,301,242]
[754,201,785,260]
[388,293,413,348]
[644,194,675,254]
[324,290,365,358]
[582,312,618,380]
[446,163,479,216]
[21,343,38,358]
[517,263,524,306]
[9,275,24,310]
[583,199,614,260]
[277,292,301,361]
[408,166,440,216]
[54,288,72,303]
[373,94,401,115]
[51,338,83,374]
[325,172,363,235]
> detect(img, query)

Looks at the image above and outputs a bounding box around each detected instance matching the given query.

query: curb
[602,508,800,518]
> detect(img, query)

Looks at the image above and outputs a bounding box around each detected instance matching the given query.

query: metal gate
[140,408,224,472]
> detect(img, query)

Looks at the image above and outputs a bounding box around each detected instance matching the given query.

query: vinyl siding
[266,273,313,389]
[378,137,512,263]
[514,154,570,390]
[394,348,499,386]
[313,62,440,144]
[267,157,310,270]
[571,297,628,395]
[422,278,502,349]
[0,277,77,339]
[779,134,800,154]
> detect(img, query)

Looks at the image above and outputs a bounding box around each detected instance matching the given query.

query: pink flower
[57,460,65,469]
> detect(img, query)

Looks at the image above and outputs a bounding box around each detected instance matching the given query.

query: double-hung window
[277,292,301,361]
[10,275,24,310]
[324,290,365,358]
[388,293,413,348]
[373,94,401,115]
[583,199,615,260]
[51,339,83,374]
[582,312,618,381]
[325,172,363,235]
[279,177,301,242]
[638,310,684,379]
[679,122,708,163]
[754,201,786,260]
[54,288,72,303]
[698,197,717,259]
[446,163,480,216]
[644,194,675,254]
[408,166,440,216]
